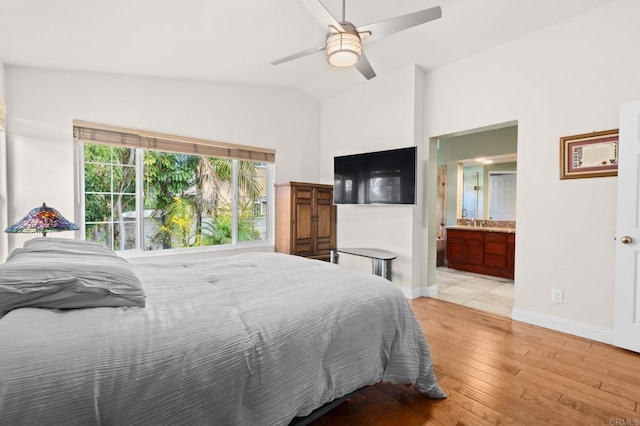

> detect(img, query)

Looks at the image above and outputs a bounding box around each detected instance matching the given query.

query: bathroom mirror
[461,171,478,219]
[459,156,517,221]
[437,123,518,228]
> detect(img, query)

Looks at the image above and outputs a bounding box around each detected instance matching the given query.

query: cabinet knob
[620,236,633,244]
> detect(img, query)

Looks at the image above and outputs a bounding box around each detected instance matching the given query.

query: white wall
[0,59,7,261]
[437,126,518,164]
[319,65,426,297]
[4,67,320,255]
[424,0,640,340]
[4,0,639,344]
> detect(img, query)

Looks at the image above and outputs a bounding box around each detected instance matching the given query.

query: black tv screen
[334,146,416,205]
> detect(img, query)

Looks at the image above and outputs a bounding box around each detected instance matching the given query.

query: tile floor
[432,267,514,316]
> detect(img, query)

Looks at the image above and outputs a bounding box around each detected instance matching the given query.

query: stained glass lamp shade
[5,202,79,237]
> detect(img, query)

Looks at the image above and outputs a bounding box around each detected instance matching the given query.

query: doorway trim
[424,120,518,305]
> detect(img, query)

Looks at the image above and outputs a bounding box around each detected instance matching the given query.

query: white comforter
[0,252,444,425]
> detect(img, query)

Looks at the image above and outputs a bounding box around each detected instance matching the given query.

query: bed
[0,238,446,425]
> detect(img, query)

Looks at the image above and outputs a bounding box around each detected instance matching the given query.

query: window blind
[73,120,276,163]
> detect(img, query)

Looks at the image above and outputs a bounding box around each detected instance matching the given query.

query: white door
[488,172,517,220]
[614,100,640,352]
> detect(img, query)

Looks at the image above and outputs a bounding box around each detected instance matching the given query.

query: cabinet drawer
[484,253,507,268]
[316,241,333,251]
[295,242,313,253]
[484,232,508,243]
[447,229,483,240]
[484,242,506,255]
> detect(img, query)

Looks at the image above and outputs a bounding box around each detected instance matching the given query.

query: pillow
[0,237,146,317]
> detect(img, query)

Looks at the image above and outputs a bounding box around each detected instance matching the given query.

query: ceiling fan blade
[271,45,326,66]
[355,54,376,80]
[356,6,442,41]
[301,0,345,32]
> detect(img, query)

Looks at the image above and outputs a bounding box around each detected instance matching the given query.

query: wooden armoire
[275,182,336,261]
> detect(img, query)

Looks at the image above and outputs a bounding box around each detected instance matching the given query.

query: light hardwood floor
[312,298,640,425]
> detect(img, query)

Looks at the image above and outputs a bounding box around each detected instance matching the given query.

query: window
[75,122,274,252]
[84,144,137,250]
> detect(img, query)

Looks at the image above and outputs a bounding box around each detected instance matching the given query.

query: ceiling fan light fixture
[326,31,361,68]
[272,1,443,80]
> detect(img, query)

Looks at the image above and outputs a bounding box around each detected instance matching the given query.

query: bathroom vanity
[445,226,515,279]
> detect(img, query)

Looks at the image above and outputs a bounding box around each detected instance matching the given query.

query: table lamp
[5,202,79,237]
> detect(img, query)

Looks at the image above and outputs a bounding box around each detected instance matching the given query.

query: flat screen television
[333,146,416,205]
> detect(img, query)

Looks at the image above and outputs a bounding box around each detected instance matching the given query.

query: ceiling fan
[271,0,442,80]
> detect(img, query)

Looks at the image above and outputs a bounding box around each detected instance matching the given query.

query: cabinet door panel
[316,203,333,240]
[507,243,515,272]
[314,187,335,255]
[446,240,464,262]
[316,189,333,202]
[295,203,313,239]
[296,189,313,200]
[465,241,484,264]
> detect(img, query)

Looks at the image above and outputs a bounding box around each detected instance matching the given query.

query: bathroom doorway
[431,122,517,317]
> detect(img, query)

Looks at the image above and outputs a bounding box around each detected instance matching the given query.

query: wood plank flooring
[312,297,640,425]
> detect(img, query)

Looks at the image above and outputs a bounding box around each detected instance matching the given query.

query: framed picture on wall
[560,129,619,179]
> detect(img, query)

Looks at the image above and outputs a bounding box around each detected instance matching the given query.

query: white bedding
[0,252,444,425]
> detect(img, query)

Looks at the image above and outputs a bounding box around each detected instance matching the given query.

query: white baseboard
[402,285,438,299]
[401,287,418,299]
[423,285,438,298]
[511,307,614,345]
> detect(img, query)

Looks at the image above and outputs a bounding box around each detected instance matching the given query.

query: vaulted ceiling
[0,0,616,100]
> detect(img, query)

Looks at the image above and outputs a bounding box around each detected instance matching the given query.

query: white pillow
[0,238,145,317]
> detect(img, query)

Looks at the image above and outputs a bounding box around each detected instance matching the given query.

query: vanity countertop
[446,225,516,234]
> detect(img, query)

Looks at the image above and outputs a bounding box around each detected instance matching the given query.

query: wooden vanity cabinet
[446,229,483,265]
[507,233,515,275]
[484,232,508,268]
[275,182,336,261]
[446,228,515,279]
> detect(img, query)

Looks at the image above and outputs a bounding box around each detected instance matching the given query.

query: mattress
[0,251,444,425]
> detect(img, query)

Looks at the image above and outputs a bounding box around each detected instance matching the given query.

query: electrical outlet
[551,288,564,304]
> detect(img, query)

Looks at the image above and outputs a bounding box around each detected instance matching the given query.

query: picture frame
[559,129,619,179]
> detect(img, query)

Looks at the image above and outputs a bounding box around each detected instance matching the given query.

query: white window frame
[74,142,275,257]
